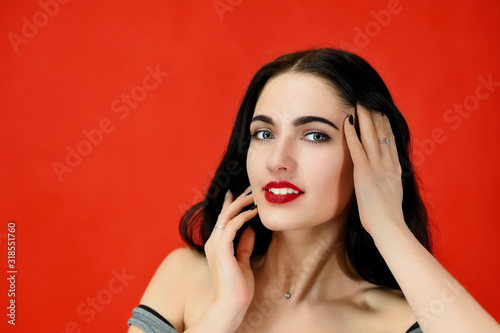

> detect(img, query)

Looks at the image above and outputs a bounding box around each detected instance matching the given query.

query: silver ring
[378,138,391,144]
[214,226,225,229]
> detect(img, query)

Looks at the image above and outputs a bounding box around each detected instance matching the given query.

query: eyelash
[304,131,331,144]
[250,130,331,144]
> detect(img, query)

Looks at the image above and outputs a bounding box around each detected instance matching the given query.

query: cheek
[310,150,354,200]
[246,143,262,185]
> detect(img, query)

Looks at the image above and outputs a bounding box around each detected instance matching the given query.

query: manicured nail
[245,191,252,196]
[349,114,354,125]
[224,190,230,199]
[250,204,257,210]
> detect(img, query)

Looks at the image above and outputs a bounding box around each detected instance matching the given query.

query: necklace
[268,262,347,300]
[269,262,291,299]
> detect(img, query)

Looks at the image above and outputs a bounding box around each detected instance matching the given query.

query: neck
[258,221,357,301]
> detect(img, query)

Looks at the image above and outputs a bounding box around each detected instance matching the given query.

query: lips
[264,181,304,204]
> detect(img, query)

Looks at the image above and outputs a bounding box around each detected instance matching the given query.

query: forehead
[254,72,350,121]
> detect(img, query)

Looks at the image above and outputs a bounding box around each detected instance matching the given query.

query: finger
[382,115,400,167]
[217,190,254,227]
[221,190,234,211]
[344,114,368,165]
[220,206,258,241]
[371,111,391,163]
[371,111,387,140]
[235,227,255,267]
[221,186,251,213]
[357,104,379,159]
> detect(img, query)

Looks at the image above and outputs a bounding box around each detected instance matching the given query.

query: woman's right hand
[202,189,258,327]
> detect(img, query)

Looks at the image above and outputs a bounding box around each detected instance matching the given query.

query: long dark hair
[179,48,431,290]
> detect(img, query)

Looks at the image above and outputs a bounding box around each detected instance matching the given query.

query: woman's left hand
[343,104,406,237]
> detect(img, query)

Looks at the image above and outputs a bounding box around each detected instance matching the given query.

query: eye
[252,129,274,140]
[303,131,331,143]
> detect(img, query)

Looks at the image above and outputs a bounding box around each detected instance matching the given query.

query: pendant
[285,292,291,299]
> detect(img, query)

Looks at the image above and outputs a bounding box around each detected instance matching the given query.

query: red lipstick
[264,181,304,204]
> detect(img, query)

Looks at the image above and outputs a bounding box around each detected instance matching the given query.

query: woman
[127,49,500,332]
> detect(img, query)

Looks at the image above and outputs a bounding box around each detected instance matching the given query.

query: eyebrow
[250,115,339,130]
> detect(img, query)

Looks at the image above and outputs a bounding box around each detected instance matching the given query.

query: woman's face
[246,72,354,231]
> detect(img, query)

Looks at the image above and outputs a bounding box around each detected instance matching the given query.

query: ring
[378,138,391,144]
[214,226,225,229]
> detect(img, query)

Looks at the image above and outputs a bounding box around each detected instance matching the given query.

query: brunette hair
[179,48,431,290]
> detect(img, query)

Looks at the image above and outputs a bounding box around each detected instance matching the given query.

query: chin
[257,208,314,231]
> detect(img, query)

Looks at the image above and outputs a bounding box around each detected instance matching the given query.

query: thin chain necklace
[269,262,291,299]
[268,262,347,300]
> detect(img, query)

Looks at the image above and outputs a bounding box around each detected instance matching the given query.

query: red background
[1,0,499,331]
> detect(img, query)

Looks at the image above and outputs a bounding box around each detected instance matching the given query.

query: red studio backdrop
[1,0,499,331]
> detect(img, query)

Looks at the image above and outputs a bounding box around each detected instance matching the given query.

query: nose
[266,136,297,174]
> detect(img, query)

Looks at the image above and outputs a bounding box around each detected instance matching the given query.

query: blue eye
[252,130,274,140]
[304,132,330,143]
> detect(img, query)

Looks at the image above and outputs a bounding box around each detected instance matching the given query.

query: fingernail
[224,190,230,199]
[245,185,251,192]
[250,204,257,210]
[349,114,354,125]
[245,191,252,196]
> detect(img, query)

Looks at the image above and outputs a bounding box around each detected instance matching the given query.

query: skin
[247,72,355,233]
[129,72,500,333]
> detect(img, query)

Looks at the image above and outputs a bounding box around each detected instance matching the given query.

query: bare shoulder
[361,284,417,331]
[138,247,209,331]
[147,247,207,282]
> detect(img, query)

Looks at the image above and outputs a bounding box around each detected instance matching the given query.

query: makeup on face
[264,181,303,204]
[246,72,355,230]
